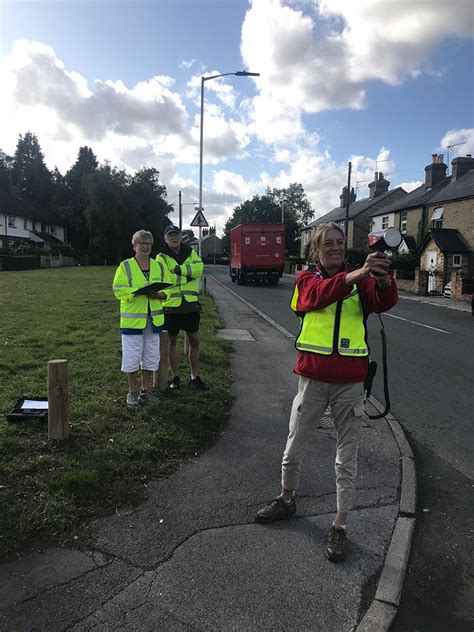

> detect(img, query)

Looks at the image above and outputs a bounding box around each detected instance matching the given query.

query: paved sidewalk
[397,291,472,312]
[0,276,415,631]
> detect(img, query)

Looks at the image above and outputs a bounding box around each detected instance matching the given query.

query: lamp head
[235,71,260,76]
[368,227,402,252]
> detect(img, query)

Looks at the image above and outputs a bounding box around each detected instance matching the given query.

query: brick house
[0,190,66,250]
[370,153,474,290]
[300,173,406,256]
[419,229,471,293]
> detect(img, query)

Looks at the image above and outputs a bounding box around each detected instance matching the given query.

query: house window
[453,254,462,267]
[431,207,443,229]
[400,211,407,234]
[8,216,16,228]
[381,216,389,230]
[303,231,309,246]
[41,223,46,231]
[24,218,28,229]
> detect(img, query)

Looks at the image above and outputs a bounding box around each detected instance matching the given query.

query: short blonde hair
[131,230,153,245]
[308,222,345,263]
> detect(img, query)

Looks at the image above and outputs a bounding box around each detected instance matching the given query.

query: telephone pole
[344,161,352,251]
[178,191,182,231]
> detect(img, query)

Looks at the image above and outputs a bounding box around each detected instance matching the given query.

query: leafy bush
[390,252,419,273]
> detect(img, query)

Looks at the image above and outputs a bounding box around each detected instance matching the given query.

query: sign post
[190,208,209,257]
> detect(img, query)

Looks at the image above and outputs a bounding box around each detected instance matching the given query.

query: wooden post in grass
[155,332,169,392]
[48,359,69,441]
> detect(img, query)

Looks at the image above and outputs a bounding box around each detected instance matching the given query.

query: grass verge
[0,266,233,557]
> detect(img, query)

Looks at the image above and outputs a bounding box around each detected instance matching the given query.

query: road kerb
[375,516,416,606]
[356,600,398,632]
[400,456,417,516]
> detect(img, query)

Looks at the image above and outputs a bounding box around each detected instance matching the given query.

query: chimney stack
[339,186,356,208]
[425,154,447,188]
[451,155,474,181]
[368,171,390,198]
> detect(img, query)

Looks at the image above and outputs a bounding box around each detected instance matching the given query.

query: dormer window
[431,207,443,229]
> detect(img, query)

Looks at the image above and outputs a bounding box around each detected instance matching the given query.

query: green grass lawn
[0,266,233,557]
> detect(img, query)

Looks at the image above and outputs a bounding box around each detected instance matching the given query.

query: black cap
[164,224,180,236]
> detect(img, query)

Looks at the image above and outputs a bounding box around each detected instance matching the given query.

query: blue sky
[1,0,473,232]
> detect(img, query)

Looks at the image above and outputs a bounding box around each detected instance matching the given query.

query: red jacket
[293,266,398,383]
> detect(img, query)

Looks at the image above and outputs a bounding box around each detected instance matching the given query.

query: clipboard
[134,281,173,296]
[6,397,49,422]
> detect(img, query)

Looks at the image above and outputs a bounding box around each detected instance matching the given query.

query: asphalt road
[206,264,473,632]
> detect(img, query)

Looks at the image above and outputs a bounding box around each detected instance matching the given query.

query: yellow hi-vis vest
[112,258,165,329]
[291,283,369,357]
[156,249,203,309]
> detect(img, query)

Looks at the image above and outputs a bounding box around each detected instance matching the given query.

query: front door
[427,251,438,293]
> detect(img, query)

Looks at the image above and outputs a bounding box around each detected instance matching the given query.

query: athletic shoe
[138,391,158,404]
[169,376,181,390]
[189,376,208,391]
[255,497,296,523]
[126,391,141,407]
[326,526,348,562]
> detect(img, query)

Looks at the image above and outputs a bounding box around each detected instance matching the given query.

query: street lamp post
[198,70,260,255]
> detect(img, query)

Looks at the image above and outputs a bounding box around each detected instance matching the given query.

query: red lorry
[230,223,285,285]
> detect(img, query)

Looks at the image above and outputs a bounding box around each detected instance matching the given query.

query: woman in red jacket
[255,222,398,562]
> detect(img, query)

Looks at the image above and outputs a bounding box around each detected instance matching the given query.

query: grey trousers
[281,376,364,514]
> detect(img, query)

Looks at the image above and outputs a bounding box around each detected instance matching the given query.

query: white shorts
[121,320,161,373]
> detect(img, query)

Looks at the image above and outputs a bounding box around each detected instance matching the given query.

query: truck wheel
[237,270,246,285]
[230,268,235,282]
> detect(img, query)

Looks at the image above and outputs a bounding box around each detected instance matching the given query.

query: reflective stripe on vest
[121,312,148,318]
[123,259,133,287]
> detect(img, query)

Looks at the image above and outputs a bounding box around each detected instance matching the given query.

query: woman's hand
[345,252,391,286]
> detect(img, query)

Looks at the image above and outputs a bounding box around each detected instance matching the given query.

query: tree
[64,146,99,250]
[0,150,13,194]
[84,164,135,262]
[128,168,173,250]
[11,132,53,207]
[222,183,314,255]
[84,164,173,262]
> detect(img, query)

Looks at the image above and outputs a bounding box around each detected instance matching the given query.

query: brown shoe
[326,526,348,562]
[255,497,296,523]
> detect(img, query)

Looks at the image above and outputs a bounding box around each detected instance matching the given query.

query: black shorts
[164,311,200,336]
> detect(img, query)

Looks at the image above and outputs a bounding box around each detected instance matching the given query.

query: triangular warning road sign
[190,209,209,227]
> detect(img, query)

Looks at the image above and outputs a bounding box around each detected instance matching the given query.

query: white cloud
[398,180,422,193]
[179,59,196,69]
[440,128,474,160]
[241,0,473,144]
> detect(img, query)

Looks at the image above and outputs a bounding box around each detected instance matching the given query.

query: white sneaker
[126,391,141,407]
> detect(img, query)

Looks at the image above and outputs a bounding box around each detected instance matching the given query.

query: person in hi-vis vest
[113,230,167,407]
[156,225,207,391]
[255,222,398,563]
